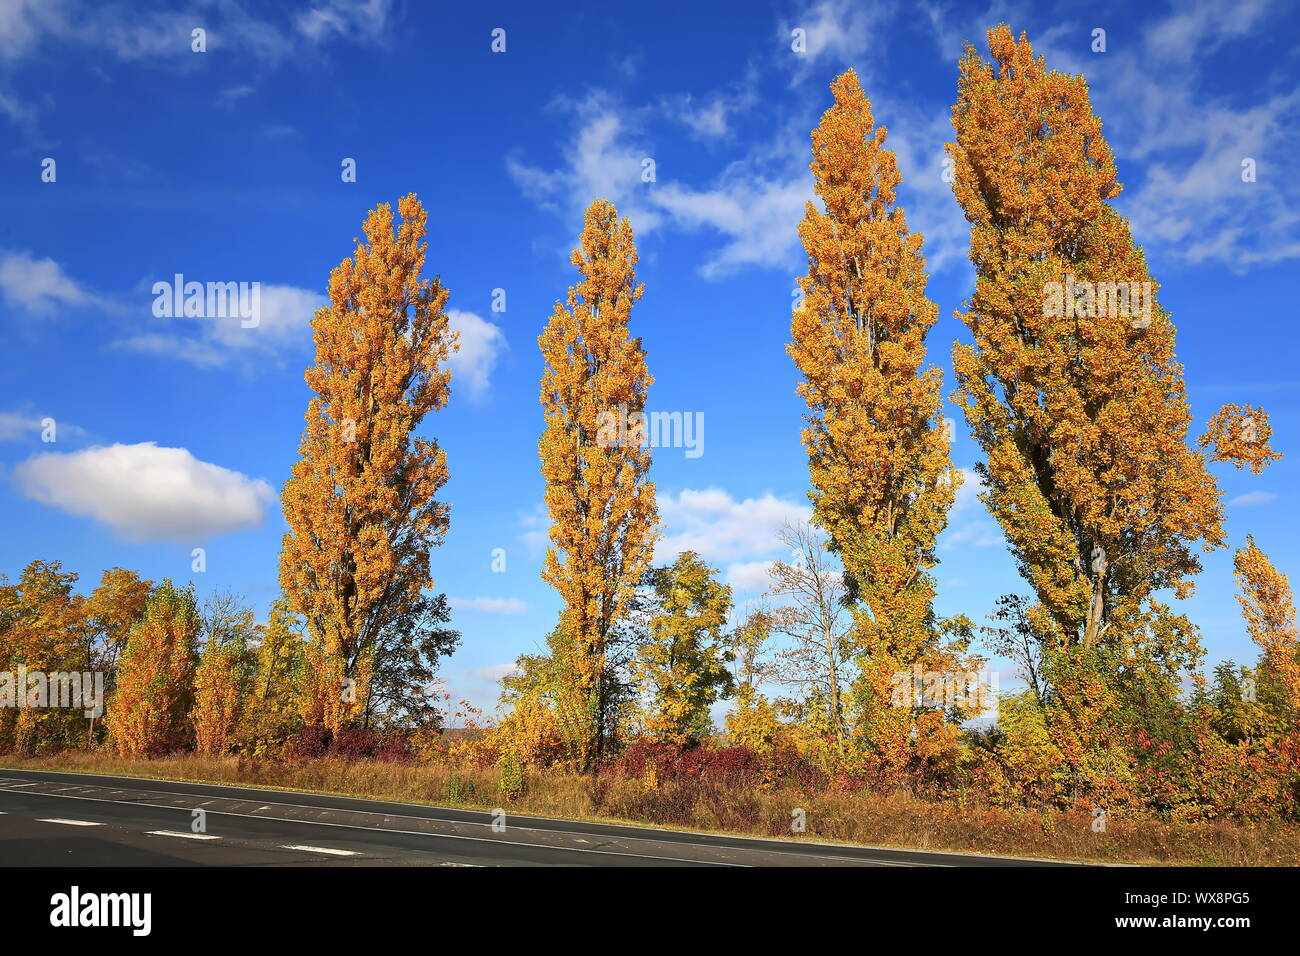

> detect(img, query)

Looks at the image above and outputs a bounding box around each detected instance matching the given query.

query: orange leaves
[279,194,456,736]
[949,25,1224,650]
[790,70,959,772]
[106,580,199,759]
[1234,537,1300,713]
[1200,404,1282,474]
[538,199,658,770]
[191,638,245,757]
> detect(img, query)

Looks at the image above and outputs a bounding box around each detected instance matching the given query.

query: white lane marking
[282,844,359,857]
[0,784,762,866]
[0,771,949,865]
[146,830,220,841]
[38,818,102,826]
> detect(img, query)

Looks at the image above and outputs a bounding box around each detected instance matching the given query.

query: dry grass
[4,751,1298,866]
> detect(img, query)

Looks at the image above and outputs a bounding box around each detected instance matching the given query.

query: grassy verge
[3,752,1297,865]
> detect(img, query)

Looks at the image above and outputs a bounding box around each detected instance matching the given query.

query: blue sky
[0,0,1296,714]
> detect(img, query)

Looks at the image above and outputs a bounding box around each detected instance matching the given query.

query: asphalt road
[0,768,1077,867]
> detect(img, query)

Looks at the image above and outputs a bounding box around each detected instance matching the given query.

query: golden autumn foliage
[106,580,199,759]
[83,568,152,674]
[1234,536,1300,714]
[948,25,1226,652]
[191,639,245,756]
[240,600,306,754]
[1200,404,1282,474]
[279,194,457,736]
[190,598,256,757]
[538,198,658,770]
[789,69,960,771]
[0,561,86,753]
[724,684,784,755]
[635,551,734,746]
[489,693,565,771]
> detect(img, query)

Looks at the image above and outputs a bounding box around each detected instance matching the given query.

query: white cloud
[0,0,63,61]
[780,0,895,79]
[117,283,325,368]
[0,251,96,313]
[652,174,811,277]
[940,468,1003,550]
[447,309,506,401]
[0,88,34,124]
[0,410,84,442]
[506,93,665,237]
[1145,0,1272,64]
[0,411,43,441]
[111,333,229,369]
[216,85,256,110]
[725,559,779,593]
[467,663,522,683]
[13,442,274,542]
[518,501,551,556]
[449,596,529,615]
[657,487,811,564]
[509,94,812,277]
[663,78,759,141]
[1229,490,1278,507]
[0,0,395,65]
[296,0,393,44]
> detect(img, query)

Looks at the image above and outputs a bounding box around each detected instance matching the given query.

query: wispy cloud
[1229,490,1278,507]
[449,596,529,615]
[0,251,99,314]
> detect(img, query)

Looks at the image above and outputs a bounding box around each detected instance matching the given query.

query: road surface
[0,768,1076,867]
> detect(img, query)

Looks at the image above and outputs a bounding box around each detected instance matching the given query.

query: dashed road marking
[281,844,360,857]
[147,830,220,841]
[38,818,102,826]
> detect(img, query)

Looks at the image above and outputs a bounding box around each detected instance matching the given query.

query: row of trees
[0,563,458,757]
[4,25,1296,821]
[485,25,1298,819]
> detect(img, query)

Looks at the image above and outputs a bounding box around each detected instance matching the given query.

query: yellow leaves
[1200,404,1282,474]
[1234,537,1300,713]
[786,72,984,779]
[949,24,1225,649]
[635,552,734,746]
[279,194,455,736]
[106,580,199,759]
[790,70,959,771]
[537,199,658,770]
[191,640,243,757]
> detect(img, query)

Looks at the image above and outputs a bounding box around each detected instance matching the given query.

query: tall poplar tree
[947,26,1229,653]
[279,194,457,736]
[789,70,959,768]
[1234,536,1300,714]
[538,198,658,771]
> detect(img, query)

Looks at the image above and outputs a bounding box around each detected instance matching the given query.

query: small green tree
[634,552,734,745]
